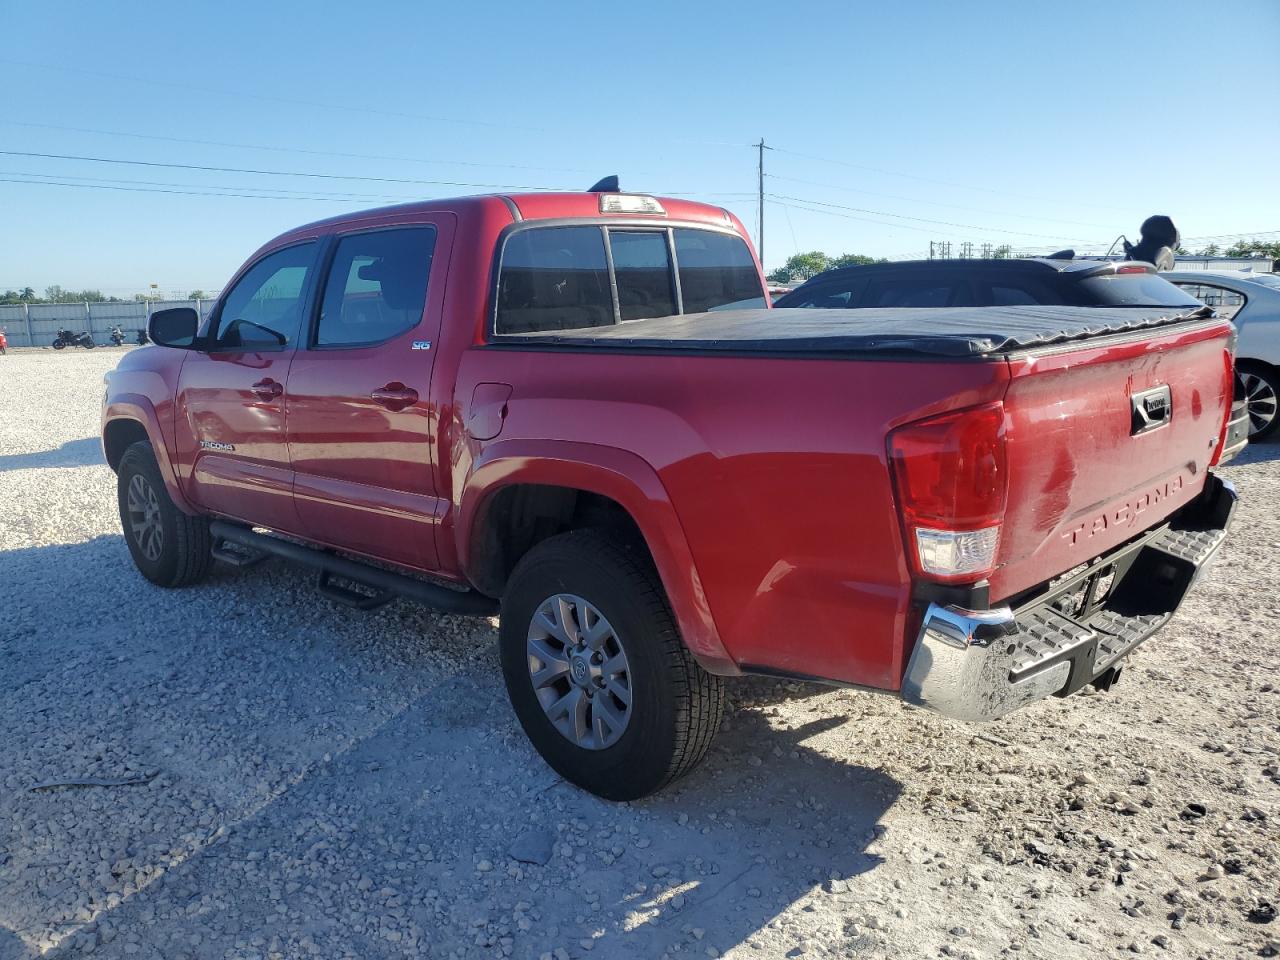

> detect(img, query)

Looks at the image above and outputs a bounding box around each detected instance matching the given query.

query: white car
[1167,270,1280,439]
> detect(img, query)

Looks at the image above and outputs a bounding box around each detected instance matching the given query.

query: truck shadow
[0,437,103,472]
[0,535,900,959]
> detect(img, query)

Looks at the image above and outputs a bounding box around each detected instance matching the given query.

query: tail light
[1209,335,1242,467]
[888,403,1009,582]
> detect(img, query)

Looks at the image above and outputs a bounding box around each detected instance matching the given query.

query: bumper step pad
[1009,497,1231,696]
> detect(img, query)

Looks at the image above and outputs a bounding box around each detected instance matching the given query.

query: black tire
[116,441,213,587]
[499,529,724,801]
[52,340,66,350]
[1237,361,1280,440]
[84,339,95,349]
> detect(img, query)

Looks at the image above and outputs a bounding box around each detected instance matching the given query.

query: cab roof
[279,192,739,241]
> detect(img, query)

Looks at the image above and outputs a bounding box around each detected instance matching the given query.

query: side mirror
[148,307,199,349]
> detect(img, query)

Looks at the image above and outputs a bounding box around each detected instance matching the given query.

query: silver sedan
[1167,269,1280,439]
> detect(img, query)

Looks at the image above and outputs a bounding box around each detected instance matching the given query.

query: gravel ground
[0,348,1276,960]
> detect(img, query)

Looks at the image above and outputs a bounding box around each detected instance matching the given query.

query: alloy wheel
[1240,371,1278,437]
[526,593,632,750]
[126,473,164,562]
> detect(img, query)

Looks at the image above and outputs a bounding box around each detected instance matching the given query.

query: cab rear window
[495,225,762,335]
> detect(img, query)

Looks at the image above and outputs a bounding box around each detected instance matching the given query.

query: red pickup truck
[103,188,1244,800]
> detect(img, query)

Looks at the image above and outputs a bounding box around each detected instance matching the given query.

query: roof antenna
[588,175,619,193]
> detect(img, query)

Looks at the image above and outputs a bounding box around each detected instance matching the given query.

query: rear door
[176,242,318,532]
[284,219,452,571]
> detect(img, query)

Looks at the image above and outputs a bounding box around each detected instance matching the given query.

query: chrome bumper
[902,475,1237,723]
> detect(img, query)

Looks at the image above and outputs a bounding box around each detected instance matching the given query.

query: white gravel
[0,348,1276,960]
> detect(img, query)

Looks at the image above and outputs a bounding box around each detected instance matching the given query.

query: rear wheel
[1237,361,1279,440]
[499,529,724,800]
[116,441,212,587]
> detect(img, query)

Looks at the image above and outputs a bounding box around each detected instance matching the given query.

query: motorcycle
[52,328,95,350]
[135,328,149,345]
[0,328,8,355]
[109,325,127,346]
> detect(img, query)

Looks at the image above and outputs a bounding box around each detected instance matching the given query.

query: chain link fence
[0,300,217,348]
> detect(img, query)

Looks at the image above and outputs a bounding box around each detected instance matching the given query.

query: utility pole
[756,139,766,268]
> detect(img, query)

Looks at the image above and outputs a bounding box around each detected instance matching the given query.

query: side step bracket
[208,520,498,617]
[317,570,394,611]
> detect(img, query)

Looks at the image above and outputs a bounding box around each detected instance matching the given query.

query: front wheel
[116,441,213,587]
[52,340,66,350]
[83,339,95,349]
[499,529,724,800]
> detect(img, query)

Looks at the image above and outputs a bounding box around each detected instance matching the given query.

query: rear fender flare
[103,395,198,515]
[457,439,736,674]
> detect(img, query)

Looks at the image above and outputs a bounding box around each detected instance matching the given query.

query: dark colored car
[773,258,1205,311]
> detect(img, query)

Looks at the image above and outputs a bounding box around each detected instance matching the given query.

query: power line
[0,172,755,206]
[0,150,753,201]
[0,59,746,150]
[0,177,393,203]
[0,149,568,191]
[766,173,1114,230]
[769,144,1128,212]
[0,119,598,175]
[0,57,533,132]
[768,198,967,238]
[768,193,1101,244]
[1,170,421,201]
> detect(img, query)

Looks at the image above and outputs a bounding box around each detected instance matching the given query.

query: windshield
[1076,273,1204,307]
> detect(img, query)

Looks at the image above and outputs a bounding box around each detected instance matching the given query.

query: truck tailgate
[991,317,1234,602]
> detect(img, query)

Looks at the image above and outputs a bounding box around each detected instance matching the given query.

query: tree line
[766,252,889,284]
[1,286,209,305]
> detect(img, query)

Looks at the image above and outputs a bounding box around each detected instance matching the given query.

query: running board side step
[209,520,498,617]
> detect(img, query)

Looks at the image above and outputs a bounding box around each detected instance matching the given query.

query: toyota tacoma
[102,186,1244,799]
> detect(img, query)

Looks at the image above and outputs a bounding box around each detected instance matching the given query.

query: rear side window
[496,227,613,333]
[673,229,764,313]
[1077,274,1203,307]
[494,225,764,334]
[1169,281,1246,319]
[316,227,436,347]
[610,231,676,321]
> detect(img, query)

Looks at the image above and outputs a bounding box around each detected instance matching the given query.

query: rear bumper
[901,473,1237,722]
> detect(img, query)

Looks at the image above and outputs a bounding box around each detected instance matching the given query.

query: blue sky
[2,0,1277,296]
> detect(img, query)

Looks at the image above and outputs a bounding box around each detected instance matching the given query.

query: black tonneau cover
[497,305,1214,358]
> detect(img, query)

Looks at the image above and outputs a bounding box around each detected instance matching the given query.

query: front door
[175,241,318,533]
[284,221,450,571]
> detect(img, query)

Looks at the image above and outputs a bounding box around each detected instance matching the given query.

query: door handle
[371,382,419,412]
[250,378,283,401]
